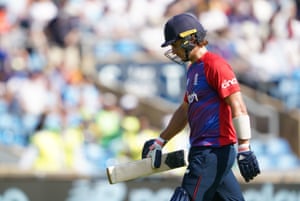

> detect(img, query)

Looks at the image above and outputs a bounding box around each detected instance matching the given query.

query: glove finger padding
[237,151,260,182]
[149,149,162,168]
[240,164,253,182]
[170,187,190,201]
[142,139,156,159]
[141,139,163,168]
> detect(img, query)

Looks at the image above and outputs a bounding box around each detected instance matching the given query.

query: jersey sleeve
[203,53,240,98]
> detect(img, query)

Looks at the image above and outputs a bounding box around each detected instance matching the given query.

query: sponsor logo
[221,78,237,89]
[0,188,29,201]
[187,92,198,104]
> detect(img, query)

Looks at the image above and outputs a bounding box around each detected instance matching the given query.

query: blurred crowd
[0,0,300,174]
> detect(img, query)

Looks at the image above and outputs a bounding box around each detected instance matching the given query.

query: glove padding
[142,139,163,168]
[170,187,190,201]
[237,150,260,182]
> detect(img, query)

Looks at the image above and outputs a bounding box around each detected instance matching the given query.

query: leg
[181,147,219,201]
[182,145,240,201]
[212,170,245,201]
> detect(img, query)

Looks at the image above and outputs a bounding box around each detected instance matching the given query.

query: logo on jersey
[221,78,238,89]
[193,73,198,85]
[187,92,198,104]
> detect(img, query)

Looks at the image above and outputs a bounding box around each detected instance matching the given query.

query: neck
[189,46,207,63]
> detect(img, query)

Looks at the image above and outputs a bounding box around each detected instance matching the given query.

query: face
[164,39,192,65]
[171,39,186,61]
[163,40,186,65]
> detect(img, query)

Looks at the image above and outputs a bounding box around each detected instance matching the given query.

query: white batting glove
[142,137,166,168]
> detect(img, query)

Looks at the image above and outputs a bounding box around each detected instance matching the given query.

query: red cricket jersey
[184,51,240,147]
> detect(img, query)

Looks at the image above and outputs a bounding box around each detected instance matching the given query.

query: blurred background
[0,0,300,200]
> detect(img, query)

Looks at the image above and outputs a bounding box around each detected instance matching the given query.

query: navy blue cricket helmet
[161,13,207,47]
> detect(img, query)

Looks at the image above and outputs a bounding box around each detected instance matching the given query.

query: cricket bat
[106,149,187,184]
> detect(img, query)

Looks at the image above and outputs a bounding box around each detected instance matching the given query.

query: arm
[141,101,188,168]
[225,91,260,182]
[224,91,250,146]
[160,101,189,141]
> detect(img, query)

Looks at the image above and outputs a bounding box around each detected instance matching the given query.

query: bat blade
[106,149,186,184]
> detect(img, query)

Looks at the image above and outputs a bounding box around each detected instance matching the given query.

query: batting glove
[237,144,260,182]
[142,137,166,168]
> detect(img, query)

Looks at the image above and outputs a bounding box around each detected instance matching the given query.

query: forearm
[160,103,188,141]
[235,117,251,149]
[225,92,252,146]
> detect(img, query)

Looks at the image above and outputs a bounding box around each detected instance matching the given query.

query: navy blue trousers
[181,145,245,201]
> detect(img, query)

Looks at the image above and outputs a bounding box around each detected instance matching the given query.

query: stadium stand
[0,0,299,176]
